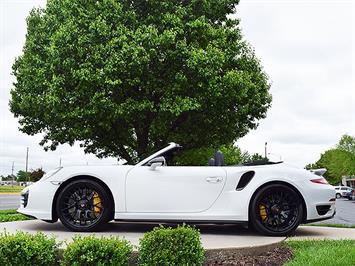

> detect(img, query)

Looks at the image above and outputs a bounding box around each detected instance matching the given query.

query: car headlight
[40,167,62,181]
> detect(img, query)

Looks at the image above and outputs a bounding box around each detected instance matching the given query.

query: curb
[0,193,20,195]
[203,240,284,265]
[127,240,285,265]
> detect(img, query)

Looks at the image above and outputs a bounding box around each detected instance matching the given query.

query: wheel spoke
[257,187,300,233]
[62,203,76,211]
[60,186,104,227]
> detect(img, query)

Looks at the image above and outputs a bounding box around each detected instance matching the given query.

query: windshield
[143,146,183,166]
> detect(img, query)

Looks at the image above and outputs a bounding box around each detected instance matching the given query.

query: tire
[336,193,341,199]
[56,179,112,232]
[250,184,303,236]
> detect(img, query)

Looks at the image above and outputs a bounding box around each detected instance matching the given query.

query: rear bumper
[304,210,336,224]
[297,180,336,221]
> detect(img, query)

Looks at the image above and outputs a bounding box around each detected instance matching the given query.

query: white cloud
[0,0,354,175]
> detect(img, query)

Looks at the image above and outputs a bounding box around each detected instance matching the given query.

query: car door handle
[206,176,223,183]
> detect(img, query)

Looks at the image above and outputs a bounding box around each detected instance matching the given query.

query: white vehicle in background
[334,186,353,198]
[18,142,336,236]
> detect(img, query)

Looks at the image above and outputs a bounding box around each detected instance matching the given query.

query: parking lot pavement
[292,226,355,240]
[0,194,20,210]
[311,198,355,226]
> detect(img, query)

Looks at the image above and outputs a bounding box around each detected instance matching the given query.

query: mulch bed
[204,246,293,266]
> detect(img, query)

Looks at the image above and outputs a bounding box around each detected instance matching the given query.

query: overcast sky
[0,0,354,176]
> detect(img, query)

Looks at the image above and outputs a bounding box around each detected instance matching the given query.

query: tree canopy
[16,170,30,182]
[306,134,355,184]
[11,0,271,163]
[30,168,45,182]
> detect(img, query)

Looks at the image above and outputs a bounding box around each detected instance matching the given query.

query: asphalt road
[0,195,354,225]
[0,194,20,210]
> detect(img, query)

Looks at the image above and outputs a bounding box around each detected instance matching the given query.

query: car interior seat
[208,158,215,166]
[214,151,224,166]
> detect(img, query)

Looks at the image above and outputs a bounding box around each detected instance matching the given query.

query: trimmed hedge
[0,226,205,265]
[0,231,58,266]
[139,225,205,266]
[62,235,133,266]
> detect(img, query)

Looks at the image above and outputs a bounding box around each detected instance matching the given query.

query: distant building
[0,180,18,186]
[342,176,355,188]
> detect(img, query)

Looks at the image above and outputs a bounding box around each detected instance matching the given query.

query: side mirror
[147,156,166,170]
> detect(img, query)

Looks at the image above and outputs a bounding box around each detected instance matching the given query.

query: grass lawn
[0,185,24,193]
[0,209,30,223]
[286,239,355,266]
[305,223,355,229]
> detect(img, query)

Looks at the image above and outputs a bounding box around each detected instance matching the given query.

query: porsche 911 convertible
[18,142,336,236]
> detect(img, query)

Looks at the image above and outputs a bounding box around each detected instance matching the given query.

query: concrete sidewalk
[290,225,355,241]
[0,220,285,250]
[0,221,354,251]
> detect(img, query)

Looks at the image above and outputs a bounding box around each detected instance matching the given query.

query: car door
[125,165,226,213]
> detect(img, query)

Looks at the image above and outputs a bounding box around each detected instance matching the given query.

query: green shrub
[62,235,133,266]
[139,225,205,266]
[0,231,58,266]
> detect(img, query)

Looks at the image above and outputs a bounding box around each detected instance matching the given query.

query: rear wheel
[250,184,303,236]
[56,179,112,232]
[336,193,341,199]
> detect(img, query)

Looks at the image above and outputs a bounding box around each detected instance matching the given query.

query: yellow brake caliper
[93,192,102,217]
[259,204,268,223]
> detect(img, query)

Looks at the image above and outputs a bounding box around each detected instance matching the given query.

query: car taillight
[310,178,329,184]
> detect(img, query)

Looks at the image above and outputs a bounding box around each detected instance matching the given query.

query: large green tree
[16,170,31,182]
[306,134,355,184]
[173,144,263,166]
[11,0,271,163]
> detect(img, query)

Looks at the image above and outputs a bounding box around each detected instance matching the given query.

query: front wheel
[336,193,341,199]
[250,184,303,236]
[56,179,112,232]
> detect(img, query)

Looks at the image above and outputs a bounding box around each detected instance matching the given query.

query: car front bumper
[17,180,59,220]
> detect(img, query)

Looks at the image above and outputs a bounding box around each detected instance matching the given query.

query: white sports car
[18,142,336,236]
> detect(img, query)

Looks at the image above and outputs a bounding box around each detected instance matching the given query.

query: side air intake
[236,171,255,191]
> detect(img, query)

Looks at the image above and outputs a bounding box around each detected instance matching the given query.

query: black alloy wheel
[250,184,303,236]
[56,179,112,232]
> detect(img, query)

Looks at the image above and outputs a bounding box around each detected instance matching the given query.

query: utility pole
[25,147,29,182]
[59,158,62,167]
[264,142,268,159]
[25,147,29,172]
[11,161,14,186]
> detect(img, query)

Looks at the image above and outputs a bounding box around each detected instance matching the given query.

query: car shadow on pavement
[19,220,258,236]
